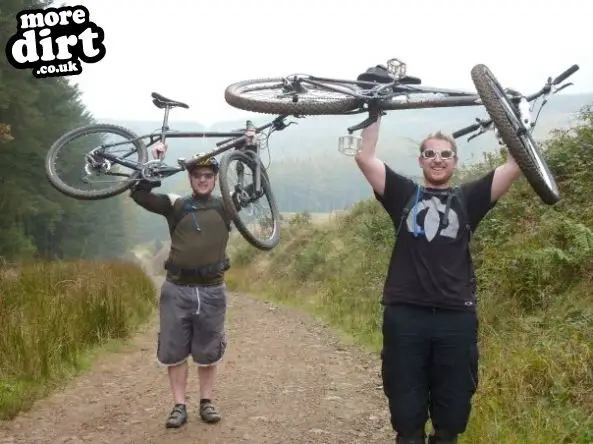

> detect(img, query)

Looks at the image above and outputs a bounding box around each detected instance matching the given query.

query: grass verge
[0,259,156,420]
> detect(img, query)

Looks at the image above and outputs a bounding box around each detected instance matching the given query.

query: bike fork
[253,143,262,194]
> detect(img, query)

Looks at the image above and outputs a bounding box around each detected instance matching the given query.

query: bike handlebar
[179,114,298,169]
[552,64,579,85]
[452,122,482,139]
[214,114,293,147]
[452,64,579,139]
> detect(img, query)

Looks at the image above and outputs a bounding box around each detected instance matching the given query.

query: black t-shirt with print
[374,164,497,311]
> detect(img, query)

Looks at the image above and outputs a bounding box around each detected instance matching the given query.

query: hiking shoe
[165,403,188,428]
[396,431,425,444]
[199,400,221,424]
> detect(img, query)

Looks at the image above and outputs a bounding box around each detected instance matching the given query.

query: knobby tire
[224,77,361,115]
[471,64,560,205]
[45,124,148,200]
[219,150,281,250]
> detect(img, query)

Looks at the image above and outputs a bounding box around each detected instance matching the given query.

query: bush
[0,259,156,419]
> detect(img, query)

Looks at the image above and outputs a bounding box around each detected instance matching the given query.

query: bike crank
[140,159,166,182]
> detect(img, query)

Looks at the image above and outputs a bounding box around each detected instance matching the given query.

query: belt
[164,258,230,277]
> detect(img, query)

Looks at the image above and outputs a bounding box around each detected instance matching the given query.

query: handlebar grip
[452,123,481,139]
[553,64,579,85]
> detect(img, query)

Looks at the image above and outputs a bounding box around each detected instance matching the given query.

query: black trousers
[381,303,479,438]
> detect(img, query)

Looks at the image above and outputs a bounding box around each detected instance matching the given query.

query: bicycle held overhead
[45,91,302,251]
[223,57,580,205]
[44,57,580,251]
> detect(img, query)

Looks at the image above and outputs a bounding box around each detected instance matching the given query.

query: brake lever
[554,82,573,94]
[467,133,479,143]
[466,119,493,143]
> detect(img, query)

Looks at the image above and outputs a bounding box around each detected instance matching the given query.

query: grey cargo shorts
[157,280,227,367]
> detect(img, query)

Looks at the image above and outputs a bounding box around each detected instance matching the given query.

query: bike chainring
[140,160,165,182]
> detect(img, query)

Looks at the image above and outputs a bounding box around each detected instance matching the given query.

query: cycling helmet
[186,152,219,174]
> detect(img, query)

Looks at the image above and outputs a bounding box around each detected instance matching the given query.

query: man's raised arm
[130,180,174,216]
[490,151,522,203]
[354,116,387,196]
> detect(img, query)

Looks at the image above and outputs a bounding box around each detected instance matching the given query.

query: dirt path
[0,284,393,443]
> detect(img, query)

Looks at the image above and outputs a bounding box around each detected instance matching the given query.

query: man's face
[418,138,458,187]
[189,166,216,196]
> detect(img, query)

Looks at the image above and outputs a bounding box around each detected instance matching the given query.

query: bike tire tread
[470,64,560,205]
[224,77,361,115]
[218,150,281,250]
[45,123,148,201]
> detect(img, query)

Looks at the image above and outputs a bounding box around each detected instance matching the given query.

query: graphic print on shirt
[405,195,460,242]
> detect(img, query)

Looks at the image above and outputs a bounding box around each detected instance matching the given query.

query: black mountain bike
[45,92,300,250]
[224,58,580,205]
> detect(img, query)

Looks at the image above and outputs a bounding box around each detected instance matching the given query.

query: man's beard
[192,187,212,197]
[422,169,453,187]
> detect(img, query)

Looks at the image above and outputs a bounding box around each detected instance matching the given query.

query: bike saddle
[151,92,190,109]
[356,65,422,89]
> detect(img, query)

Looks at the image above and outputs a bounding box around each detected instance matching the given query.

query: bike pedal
[337,134,362,156]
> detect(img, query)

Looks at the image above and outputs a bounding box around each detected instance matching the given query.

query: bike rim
[485,71,558,195]
[52,128,142,193]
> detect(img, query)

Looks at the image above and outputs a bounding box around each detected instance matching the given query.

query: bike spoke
[52,128,142,194]
[237,80,354,104]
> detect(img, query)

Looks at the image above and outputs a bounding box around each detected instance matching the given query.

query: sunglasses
[421,149,455,160]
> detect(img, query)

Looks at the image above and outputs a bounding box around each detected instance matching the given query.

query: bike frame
[281,62,579,134]
[90,99,292,194]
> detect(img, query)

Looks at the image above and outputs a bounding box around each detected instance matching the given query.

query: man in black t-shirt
[354,115,522,444]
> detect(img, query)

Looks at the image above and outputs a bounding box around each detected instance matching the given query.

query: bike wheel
[45,124,148,200]
[218,150,281,250]
[224,77,362,115]
[471,64,560,205]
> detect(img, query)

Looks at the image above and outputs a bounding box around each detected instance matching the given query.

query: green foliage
[227,105,593,442]
[0,0,142,260]
[289,210,312,227]
[0,259,156,419]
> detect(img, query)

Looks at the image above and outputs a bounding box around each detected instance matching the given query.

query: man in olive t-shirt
[131,143,232,429]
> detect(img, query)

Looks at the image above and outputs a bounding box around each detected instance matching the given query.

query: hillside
[0,5,140,261]
[225,105,593,443]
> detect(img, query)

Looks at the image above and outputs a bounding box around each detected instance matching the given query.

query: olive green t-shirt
[131,189,231,285]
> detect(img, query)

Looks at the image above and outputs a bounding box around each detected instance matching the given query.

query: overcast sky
[59,0,593,127]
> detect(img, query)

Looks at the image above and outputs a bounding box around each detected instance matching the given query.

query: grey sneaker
[199,400,221,424]
[165,403,188,428]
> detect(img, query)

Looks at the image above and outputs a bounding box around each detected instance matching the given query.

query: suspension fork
[244,120,263,195]
[241,148,266,197]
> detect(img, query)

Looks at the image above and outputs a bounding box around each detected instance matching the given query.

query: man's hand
[354,116,387,196]
[245,127,257,146]
[152,141,167,160]
[131,179,162,192]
